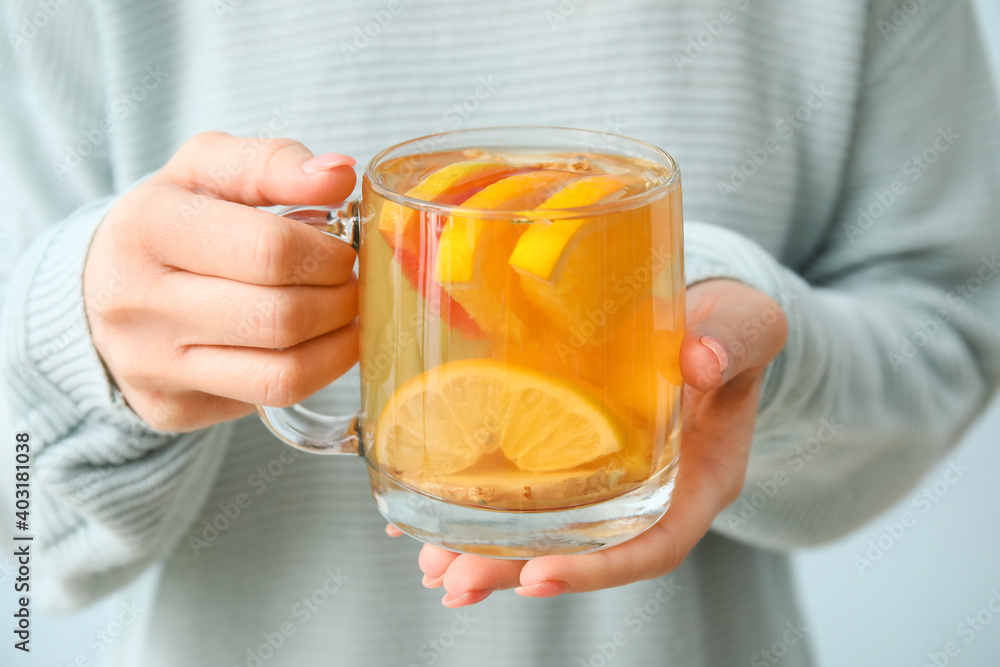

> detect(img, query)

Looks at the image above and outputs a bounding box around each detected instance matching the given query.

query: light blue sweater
[2,1,999,665]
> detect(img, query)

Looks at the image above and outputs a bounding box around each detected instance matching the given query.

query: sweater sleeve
[695,0,1000,548]
[0,3,231,611]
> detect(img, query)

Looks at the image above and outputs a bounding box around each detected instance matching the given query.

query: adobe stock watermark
[750,619,809,667]
[409,75,504,156]
[213,0,245,18]
[545,0,590,30]
[853,458,970,575]
[877,0,930,41]
[188,445,302,554]
[407,610,477,667]
[672,0,752,71]
[6,0,75,53]
[178,107,296,225]
[340,0,415,62]
[584,116,630,154]
[716,84,832,201]
[722,416,842,533]
[578,578,682,667]
[726,288,798,362]
[842,126,960,244]
[234,568,350,667]
[52,65,168,180]
[919,588,1000,667]
[888,254,997,371]
[553,241,673,361]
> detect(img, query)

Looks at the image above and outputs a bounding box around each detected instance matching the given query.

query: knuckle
[260,357,307,407]
[247,221,296,284]
[254,293,303,349]
[133,392,186,432]
[187,130,230,153]
[260,137,301,171]
[250,138,302,197]
[167,131,229,177]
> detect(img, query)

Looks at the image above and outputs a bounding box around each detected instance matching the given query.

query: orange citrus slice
[378,160,515,257]
[374,359,625,476]
[508,176,632,281]
[435,170,576,342]
[508,175,665,346]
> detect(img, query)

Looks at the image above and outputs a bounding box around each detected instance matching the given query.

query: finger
[127,390,255,433]
[516,427,743,594]
[158,131,356,207]
[439,554,526,599]
[680,280,788,391]
[156,271,358,348]
[418,545,461,588]
[385,524,404,538]
[175,321,359,407]
[146,186,357,286]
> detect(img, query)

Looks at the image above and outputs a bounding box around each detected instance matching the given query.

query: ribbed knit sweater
[2,1,1000,665]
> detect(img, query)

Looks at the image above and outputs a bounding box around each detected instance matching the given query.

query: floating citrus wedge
[509,175,665,346]
[374,359,626,478]
[508,176,632,281]
[435,170,576,342]
[376,161,514,340]
[378,160,515,257]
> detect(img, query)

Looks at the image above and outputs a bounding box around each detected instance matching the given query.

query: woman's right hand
[83,132,360,432]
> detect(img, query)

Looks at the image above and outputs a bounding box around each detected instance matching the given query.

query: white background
[3,2,1000,666]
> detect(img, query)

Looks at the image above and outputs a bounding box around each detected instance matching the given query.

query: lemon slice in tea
[374,359,626,476]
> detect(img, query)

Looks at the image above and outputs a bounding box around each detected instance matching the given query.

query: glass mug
[257,126,684,557]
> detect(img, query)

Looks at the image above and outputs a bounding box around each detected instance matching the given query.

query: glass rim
[364,126,681,221]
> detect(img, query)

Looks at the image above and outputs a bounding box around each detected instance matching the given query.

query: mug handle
[255,203,365,456]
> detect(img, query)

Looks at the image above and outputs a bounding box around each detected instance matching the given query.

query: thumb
[159,130,357,207]
[678,280,788,391]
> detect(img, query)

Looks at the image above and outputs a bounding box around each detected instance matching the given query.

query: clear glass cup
[257,126,684,557]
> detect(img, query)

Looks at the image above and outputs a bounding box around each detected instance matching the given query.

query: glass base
[369,462,677,558]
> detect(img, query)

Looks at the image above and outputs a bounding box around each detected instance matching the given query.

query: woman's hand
[398,278,789,607]
[83,132,359,432]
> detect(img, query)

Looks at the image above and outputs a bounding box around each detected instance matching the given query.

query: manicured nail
[422,573,445,588]
[302,153,356,174]
[700,336,729,378]
[441,589,492,607]
[514,581,568,598]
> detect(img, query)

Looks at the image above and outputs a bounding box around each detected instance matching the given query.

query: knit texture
[2,1,999,665]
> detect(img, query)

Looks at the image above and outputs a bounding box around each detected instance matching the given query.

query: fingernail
[514,581,568,598]
[422,573,444,588]
[441,589,492,607]
[302,153,356,174]
[700,337,729,378]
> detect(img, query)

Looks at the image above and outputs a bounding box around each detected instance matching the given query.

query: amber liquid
[359,148,684,512]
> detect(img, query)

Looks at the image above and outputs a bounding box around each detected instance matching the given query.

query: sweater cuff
[681,220,804,416]
[2,187,158,445]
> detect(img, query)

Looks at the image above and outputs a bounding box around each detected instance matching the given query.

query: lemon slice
[508,176,632,281]
[378,160,515,256]
[374,359,625,477]
[435,170,576,342]
[508,175,662,346]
